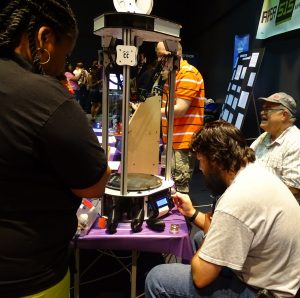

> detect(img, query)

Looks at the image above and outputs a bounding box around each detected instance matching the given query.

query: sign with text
[256,0,300,39]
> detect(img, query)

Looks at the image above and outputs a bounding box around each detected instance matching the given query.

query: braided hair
[0,0,77,73]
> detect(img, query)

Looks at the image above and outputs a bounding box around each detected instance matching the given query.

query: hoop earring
[36,48,51,65]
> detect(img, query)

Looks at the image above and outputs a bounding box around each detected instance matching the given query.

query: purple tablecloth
[76,209,194,262]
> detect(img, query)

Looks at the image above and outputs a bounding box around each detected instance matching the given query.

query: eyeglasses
[261,107,285,115]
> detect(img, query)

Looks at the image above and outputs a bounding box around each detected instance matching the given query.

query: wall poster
[220,49,265,131]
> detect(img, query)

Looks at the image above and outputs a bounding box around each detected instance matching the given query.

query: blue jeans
[192,230,205,252]
[145,263,257,298]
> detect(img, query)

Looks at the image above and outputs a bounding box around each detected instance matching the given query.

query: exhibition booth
[73,2,195,297]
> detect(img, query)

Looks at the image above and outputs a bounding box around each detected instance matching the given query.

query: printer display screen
[156,197,168,208]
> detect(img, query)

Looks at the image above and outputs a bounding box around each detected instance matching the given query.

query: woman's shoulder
[22,72,74,106]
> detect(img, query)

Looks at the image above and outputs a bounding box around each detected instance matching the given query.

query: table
[73,209,194,298]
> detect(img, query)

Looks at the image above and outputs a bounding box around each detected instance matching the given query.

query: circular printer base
[106,173,162,191]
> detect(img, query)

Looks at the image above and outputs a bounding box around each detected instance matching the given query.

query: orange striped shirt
[161,60,205,149]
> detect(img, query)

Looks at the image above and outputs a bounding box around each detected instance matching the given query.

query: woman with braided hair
[0,1,110,297]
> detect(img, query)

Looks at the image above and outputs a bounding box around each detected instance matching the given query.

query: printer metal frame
[94,12,182,196]
[73,13,182,298]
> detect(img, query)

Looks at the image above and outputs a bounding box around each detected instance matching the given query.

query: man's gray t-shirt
[199,163,300,297]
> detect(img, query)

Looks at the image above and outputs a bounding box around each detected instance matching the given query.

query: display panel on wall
[220,49,265,130]
[233,34,250,68]
[257,0,300,39]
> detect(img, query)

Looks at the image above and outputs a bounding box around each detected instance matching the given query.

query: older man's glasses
[261,106,285,115]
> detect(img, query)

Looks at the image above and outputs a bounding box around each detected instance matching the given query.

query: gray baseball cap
[259,92,297,115]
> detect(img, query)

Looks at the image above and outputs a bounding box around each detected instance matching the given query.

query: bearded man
[145,120,300,298]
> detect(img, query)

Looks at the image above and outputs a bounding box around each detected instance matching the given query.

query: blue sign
[233,34,250,68]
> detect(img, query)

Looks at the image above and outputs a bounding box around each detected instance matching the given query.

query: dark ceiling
[67,0,246,65]
[68,0,245,43]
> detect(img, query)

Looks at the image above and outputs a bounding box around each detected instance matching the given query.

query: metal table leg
[131,250,138,298]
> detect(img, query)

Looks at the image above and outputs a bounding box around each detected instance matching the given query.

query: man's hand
[172,192,208,230]
[172,192,195,218]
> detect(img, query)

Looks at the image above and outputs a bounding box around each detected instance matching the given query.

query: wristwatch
[188,210,199,223]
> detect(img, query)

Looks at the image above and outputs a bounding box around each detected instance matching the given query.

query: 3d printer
[102,173,174,233]
[77,3,182,235]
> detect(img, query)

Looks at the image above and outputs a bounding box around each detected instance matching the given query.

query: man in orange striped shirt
[157,42,205,193]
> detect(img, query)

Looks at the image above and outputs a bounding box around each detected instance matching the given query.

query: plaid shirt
[251,125,300,202]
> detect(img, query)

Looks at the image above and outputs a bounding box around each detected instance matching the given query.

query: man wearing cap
[251,92,300,203]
